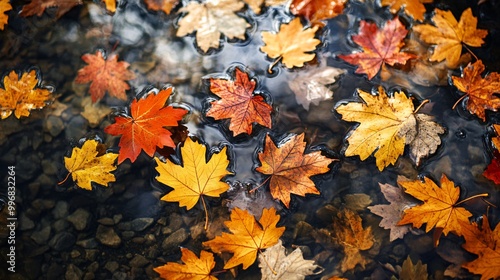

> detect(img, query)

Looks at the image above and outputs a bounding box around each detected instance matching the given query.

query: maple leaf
[80,97,111,128]
[397,175,473,243]
[381,0,433,22]
[451,60,500,121]
[413,8,487,68]
[484,124,500,184]
[0,69,52,119]
[368,182,414,241]
[460,217,500,280]
[290,0,346,25]
[256,133,334,208]
[258,240,322,280]
[203,207,285,269]
[62,139,118,190]
[338,17,415,80]
[153,248,217,280]
[144,0,178,14]
[176,0,250,53]
[206,67,272,136]
[0,0,11,30]
[399,256,428,280]
[104,87,188,164]
[102,0,116,12]
[20,0,82,18]
[333,208,374,272]
[261,17,321,72]
[288,65,346,110]
[335,86,444,170]
[75,50,136,103]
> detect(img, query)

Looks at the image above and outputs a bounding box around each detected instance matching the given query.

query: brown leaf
[290,0,346,25]
[399,256,428,280]
[143,0,178,14]
[381,0,433,21]
[20,0,82,18]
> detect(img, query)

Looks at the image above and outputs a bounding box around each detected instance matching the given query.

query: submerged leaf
[399,256,428,280]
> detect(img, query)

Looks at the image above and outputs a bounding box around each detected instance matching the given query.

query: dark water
[1,0,500,279]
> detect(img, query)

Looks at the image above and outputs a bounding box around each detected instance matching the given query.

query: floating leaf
[0,0,11,29]
[20,0,82,18]
[290,0,346,25]
[154,248,217,280]
[144,0,178,14]
[381,0,433,21]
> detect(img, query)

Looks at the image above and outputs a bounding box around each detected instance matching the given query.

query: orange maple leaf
[75,50,136,103]
[256,133,334,208]
[203,207,285,269]
[154,248,217,280]
[380,0,433,21]
[290,0,346,25]
[144,0,179,14]
[206,67,272,136]
[338,16,415,80]
[413,8,487,68]
[104,87,188,164]
[460,217,500,280]
[451,60,500,121]
[0,0,11,30]
[397,175,473,244]
[102,0,116,12]
[20,0,82,19]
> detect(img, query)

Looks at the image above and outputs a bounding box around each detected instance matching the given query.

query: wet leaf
[338,17,415,80]
[368,182,414,241]
[344,193,372,211]
[380,0,432,21]
[144,0,178,14]
[104,87,188,164]
[290,0,346,25]
[288,65,345,110]
[413,8,487,68]
[176,0,250,53]
[399,256,428,280]
[261,17,321,70]
[203,207,285,269]
[0,69,52,119]
[80,97,111,128]
[63,139,118,190]
[484,125,500,184]
[259,240,322,280]
[154,248,217,280]
[451,60,500,121]
[20,0,82,18]
[335,86,444,170]
[333,208,374,272]
[75,50,136,103]
[0,0,11,30]
[256,133,334,208]
[460,216,500,280]
[397,175,473,243]
[206,67,272,136]
[103,0,116,12]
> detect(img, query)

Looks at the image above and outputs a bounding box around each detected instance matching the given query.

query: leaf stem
[201,195,209,230]
[249,176,271,194]
[259,248,277,275]
[455,193,489,206]
[413,99,429,114]
[462,44,479,61]
[58,172,71,185]
[452,94,469,110]
[268,56,282,74]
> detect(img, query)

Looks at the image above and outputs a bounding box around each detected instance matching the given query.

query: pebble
[19,213,35,231]
[161,228,188,252]
[52,201,69,219]
[97,217,115,226]
[31,225,51,245]
[65,115,88,140]
[130,217,154,231]
[52,219,69,232]
[45,115,65,137]
[130,254,149,267]
[95,225,121,247]
[47,263,64,279]
[105,261,120,273]
[76,238,98,249]
[41,159,58,176]
[49,232,76,251]
[122,231,135,240]
[65,264,83,279]
[67,208,90,231]
[31,198,55,210]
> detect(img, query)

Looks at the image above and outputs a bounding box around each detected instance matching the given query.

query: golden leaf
[381,0,433,21]
[399,256,429,280]
[0,0,11,29]
[154,248,217,280]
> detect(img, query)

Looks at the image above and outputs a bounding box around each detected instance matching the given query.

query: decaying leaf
[338,17,415,80]
[399,256,428,280]
[333,208,374,272]
[261,18,321,71]
[397,175,473,243]
[144,0,178,14]
[75,50,136,103]
[381,0,433,21]
[484,124,500,184]
[460,216,500,280]
[104,87,188,164]
[335,86,444,170]
[288,65,346,110]
[451,60,500,121]
[80,96,111,128]
[344,193,372,211]
[154,248,217,280]
[0,0,11,30]
[63,139,118,190]
[290,0,346,25]
[0,69,52,119]
[368,182,414,241]
[203,207,285,269]
[176,0,250,53]
[259,240,322,280]
[436,239,471,279]
[413,8,487,68]
[256,133,334,208]
[20,0,82,19]
[206,67,272,136]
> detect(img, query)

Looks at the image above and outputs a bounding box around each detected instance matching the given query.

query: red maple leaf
[75,50,136,103]
[206,67,272,136]
[484,150,500,184]
[290,0,346,25]
[338,17,415,80]
[20,0,83,19]
[104,87,188,164]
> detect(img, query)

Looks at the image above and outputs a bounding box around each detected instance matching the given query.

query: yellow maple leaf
[203,207,285,269]
[0,69,52,119]
[176,0,250,53]
[381,0,432,21]
[413,8,487,68]
[154,248,217,280]
[261,17,321,72]
[0,0,11,30]
[62,139,118,190]
[103,0,116,12]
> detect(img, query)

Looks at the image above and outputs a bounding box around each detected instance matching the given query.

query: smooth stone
[31,225,51,245]
[19,213,35,231]
[65,264,83,280]
[95,225,121,248]
[45,115,65,137]
[97,217,115,226]
[76,238,98,249]
[130,218,154,231]
[52,201,69,219]
[105,261,120,273]
[49,232,76,251]
[130,254,149,268]
[67,208,90,231]
[161,228,188,252]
